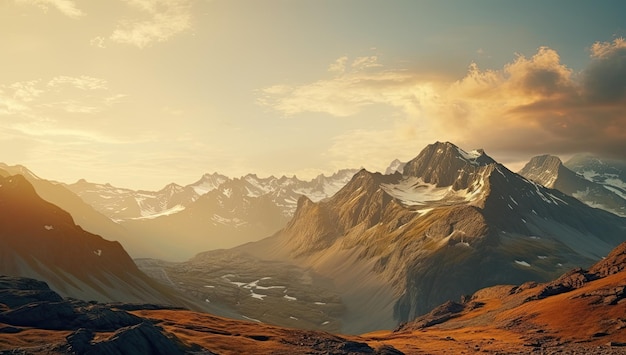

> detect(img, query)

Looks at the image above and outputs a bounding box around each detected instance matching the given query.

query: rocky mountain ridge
[65,169,358,221]
[519,154,626,217]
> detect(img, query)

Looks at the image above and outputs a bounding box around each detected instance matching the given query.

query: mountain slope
[519,154,626,216]
[0,174,207,310]
[385,241,626,354]
[565,153,626,201]
[0,164,140,254]
[236,142,626,333]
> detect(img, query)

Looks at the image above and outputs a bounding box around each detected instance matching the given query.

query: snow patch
[283,294,297,301]
[515,260,531,267]
[250,291,267,300]
[417,208,434,216]
[93,249,102,256]
[131,204,185,220]
[456,147,482,163]
[537,256,547,259]
[381,177,453,206]
[44,225,54,230]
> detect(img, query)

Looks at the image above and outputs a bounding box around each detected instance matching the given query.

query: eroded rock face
[530,242,626,301]
[66,322,187,355]
[0,276,63,308]
[590,242,626,277]
[0,275,190,354]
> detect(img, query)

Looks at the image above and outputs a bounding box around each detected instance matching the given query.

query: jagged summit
[402,141,495,188]
[518,154,567,188]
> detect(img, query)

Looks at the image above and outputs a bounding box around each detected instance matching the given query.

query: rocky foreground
[2,236,626,354]
[0,275,401,354]
[1,240,626,354]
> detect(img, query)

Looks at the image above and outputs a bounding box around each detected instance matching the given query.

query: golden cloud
[260,42,626,161]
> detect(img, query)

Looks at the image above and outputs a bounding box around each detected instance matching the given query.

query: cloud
[90,36,107,49]
[47,76,108,90]
[260,41,626,162]
[583,38,626,104]
[109,0,192,48]
[12,122,126,144]
[0,75,119,119]
[257,56,433,117]
[16,0,83,18]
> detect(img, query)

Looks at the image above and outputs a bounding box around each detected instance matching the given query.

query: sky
[1,0,626,190]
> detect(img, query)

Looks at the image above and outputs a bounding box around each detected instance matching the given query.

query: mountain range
[0,163,358,260]
[225,142,626,333]
[1,141,626,346]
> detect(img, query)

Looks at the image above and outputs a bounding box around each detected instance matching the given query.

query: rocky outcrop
[0,275,404,354]
[0,275,191,354]
[66,322,188,355]
[532,242,626,300]
[590,241,626,277]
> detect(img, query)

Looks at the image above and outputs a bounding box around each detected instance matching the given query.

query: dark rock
[0,301,76,329]
[375,344,405,355]
[589,242,626,278]
[0,325,21,333]
[533,268,596,300]
[73,304,143,331]
[66,328,94,354]
[396,301,466,331]
[89,322,185,355]
[0,276,63,308]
